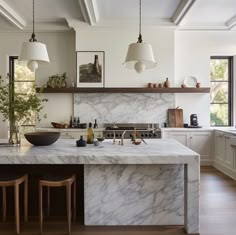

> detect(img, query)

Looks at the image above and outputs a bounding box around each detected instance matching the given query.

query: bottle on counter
[87,123,94,144]
[69,116,73,128]
[73,117,77,128]
[77,117,80,127]
[93,119,98,128]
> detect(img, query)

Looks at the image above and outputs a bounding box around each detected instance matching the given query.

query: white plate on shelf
[183,76,198,87]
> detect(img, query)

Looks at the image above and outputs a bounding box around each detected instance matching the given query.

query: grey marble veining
[84,164,184,225]
[0,139,199,165]
[0,139,200,234]
[73,93,175,123]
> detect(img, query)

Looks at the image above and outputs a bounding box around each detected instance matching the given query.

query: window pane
[14,60,35,81]
[14,81,35,94]
[210,104,229,126]
[210,82,228,103]
[210,59,228,81]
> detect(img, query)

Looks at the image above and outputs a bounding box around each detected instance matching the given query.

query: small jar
[76,136,87,147]
[196,82,201,88]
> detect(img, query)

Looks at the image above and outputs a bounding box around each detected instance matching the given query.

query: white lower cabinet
[163,130,213,165]
[225,135,234,169]
[165,131,189,146]
[214,131,236,179]
[215,132,225,163]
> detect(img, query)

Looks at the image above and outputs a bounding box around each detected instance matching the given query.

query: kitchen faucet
[113,131,116,144]
[121,130,126,145]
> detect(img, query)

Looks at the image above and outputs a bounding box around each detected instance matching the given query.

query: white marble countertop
[0,139,199,165]
[161,127,236,134]
[36,127,105,132]
[161,127,214,131]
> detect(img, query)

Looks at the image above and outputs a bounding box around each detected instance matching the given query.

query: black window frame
[9,56,36,127]
[210,56,234,127]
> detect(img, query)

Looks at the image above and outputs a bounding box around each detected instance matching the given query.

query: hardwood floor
[0,166,236,235]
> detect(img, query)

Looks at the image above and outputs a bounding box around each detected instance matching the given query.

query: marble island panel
[0,139,200,234]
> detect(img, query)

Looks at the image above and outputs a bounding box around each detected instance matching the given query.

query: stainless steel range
[103,123,161,139]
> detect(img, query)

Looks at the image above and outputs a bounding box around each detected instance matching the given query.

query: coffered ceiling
[0,0,236,31]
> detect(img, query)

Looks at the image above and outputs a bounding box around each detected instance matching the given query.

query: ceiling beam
[0,0,26,30]
[172,0,197,26]
[78,0,99,26]
[226,15,236,30]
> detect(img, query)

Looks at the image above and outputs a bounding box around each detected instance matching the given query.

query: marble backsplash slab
[74,93,175,124]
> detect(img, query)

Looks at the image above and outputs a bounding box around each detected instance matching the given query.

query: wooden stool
[39,174,76,234]
[0,174,28,234]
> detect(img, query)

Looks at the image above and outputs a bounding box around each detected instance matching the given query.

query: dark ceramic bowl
[97,137,105,142]
[24,132,60,146]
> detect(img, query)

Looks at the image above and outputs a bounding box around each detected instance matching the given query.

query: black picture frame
[76,51,105,88]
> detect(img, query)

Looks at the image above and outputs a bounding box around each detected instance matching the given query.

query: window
[9,56,36,133]
[210,56,233,126]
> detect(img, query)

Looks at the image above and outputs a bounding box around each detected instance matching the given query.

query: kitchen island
[0,139,200,234]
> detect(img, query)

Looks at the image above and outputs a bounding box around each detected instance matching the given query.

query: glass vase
[9,123,21,145]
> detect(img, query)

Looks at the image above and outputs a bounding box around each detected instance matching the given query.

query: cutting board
[168,109,183,127]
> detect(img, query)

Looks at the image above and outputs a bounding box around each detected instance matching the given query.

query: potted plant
[0,74,48,145]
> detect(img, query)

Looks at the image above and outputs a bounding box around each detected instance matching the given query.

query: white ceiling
[0,0,236,31]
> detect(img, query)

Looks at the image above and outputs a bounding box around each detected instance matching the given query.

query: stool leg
[14,183,20,235]
[47,187,50,217]
[66,183,72,235]
[73,179,76,222]
[24,176,28,222]
[2,187,6,222]
[39,184,43,234]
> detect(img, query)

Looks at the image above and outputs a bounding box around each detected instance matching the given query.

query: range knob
[116,134,119,137]
[145,134,148,137]
[107,134,110,137]
[141,134,144,137]
[130,134,133,137]
[149,133,152,137]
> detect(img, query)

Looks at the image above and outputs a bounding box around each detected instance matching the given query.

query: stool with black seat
[0,174,28,234]
[39,174,76,235]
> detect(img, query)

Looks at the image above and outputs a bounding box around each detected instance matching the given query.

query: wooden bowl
[24,132,60,146]
[51,122,68,128]
[133,141,141,145]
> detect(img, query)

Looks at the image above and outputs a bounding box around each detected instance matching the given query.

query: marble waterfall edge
[84,164,184,225]
[74,93,175,123]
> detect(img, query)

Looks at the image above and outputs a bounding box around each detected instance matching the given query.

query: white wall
[0,31,76,137]
[76,28,175,87]
[1,29,236,136]
[175,31,236,127]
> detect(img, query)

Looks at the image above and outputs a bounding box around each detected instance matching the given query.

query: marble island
[0,139,200,234]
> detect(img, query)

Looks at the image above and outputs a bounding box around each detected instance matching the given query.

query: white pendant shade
[19,41,50,63]
[124,42,156,73]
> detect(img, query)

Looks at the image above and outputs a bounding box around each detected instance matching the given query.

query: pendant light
[124,0,156,74]
[19,0,50,72]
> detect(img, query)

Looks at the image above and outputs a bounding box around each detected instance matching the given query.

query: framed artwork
[76,51,105,87]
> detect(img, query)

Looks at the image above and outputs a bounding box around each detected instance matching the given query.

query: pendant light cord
[29,0,37,42]
[137,0,143,43]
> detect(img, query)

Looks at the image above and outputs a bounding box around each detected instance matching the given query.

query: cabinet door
[167,132,189,146]
[225,135,234,169]
[190,132,212,161]
[215,132,225,163]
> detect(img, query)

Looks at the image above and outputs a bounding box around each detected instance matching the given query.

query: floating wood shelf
[36,87,210,94]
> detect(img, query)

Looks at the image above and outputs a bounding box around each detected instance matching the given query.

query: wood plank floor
[0,166,236,235]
